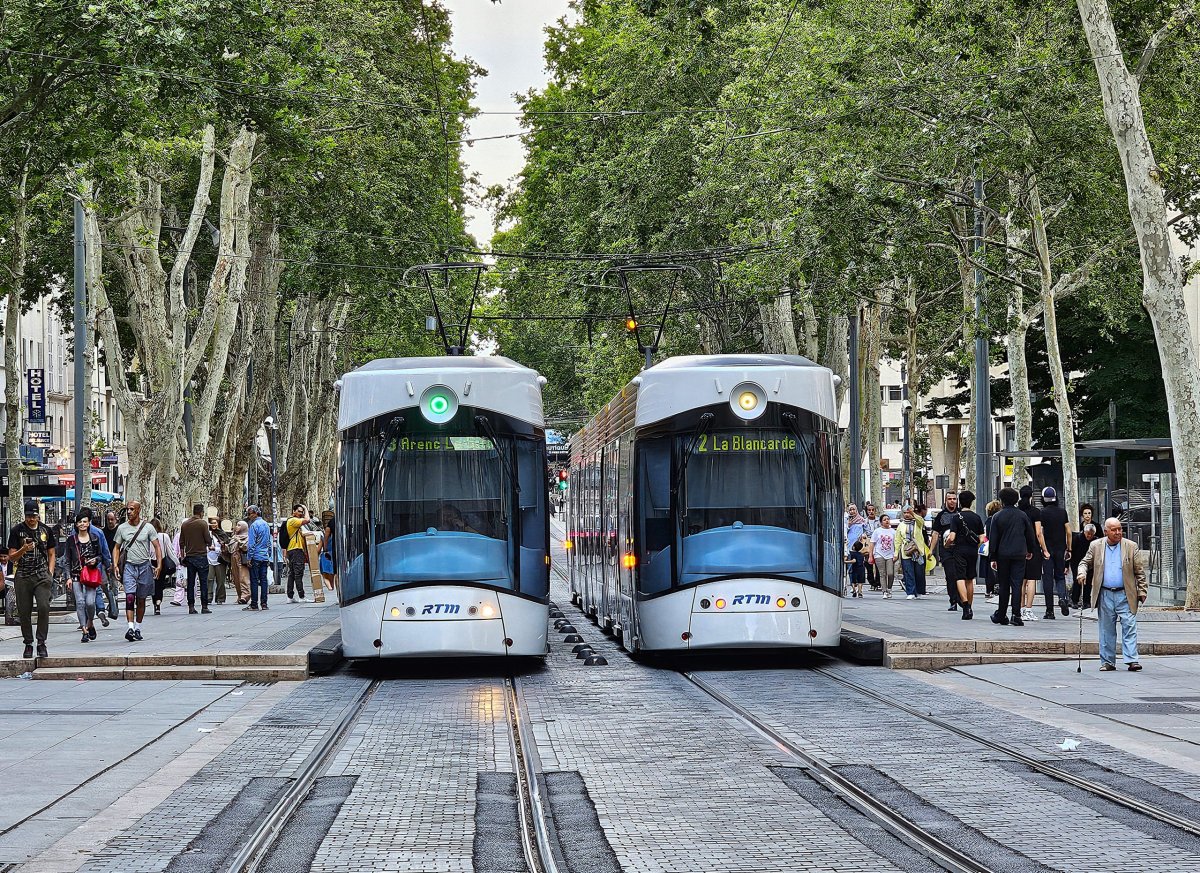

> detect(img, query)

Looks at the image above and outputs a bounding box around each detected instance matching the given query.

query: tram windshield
[636,420,840,593]
[679,430,810,534]
[375,434,511,542]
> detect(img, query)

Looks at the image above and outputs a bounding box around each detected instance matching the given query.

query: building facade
[0,294,129,500]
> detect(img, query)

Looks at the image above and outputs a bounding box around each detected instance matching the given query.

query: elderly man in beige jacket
[1077,518,1148,672]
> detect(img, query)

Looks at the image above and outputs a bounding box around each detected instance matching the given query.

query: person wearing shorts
[112,500,163,642]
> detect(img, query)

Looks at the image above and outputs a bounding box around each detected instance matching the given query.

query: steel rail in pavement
[226,679,380,873]
[815,666,1200,839]
[505,675,561,873]
[682,671,994,873]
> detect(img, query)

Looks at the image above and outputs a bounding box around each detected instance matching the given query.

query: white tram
[335,357,550,658]
[565,355,843,652]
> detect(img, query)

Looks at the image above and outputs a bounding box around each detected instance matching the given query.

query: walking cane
[1076,584,1085,674]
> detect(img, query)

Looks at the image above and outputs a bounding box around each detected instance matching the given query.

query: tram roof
[635,354,837,426]
[337,355,545,430]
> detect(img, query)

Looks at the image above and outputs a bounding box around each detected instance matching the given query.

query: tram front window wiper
[672,412,714,517]
[475,415,520,500]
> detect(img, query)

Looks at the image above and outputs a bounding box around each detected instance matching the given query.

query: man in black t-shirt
[6,500,57,659]
[930,493,963,610]
[1038,486,1073,619]
[949,491,985,620]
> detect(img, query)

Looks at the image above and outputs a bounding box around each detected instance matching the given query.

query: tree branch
[1135,3,1197,82]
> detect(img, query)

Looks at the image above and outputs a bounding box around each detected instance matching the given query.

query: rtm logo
[421,604,461,615]
[732,594,771,606]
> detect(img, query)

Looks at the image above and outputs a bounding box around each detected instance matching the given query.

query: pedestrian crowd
[845,487,1149,672]
[2,499,338,660]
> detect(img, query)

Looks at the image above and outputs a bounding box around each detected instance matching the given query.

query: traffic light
[557,469,569,491]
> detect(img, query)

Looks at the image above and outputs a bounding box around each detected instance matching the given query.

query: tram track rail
[224,678,380,873]
[681,671,996,873]
[813,665,1200,840]
[504,675,562,873]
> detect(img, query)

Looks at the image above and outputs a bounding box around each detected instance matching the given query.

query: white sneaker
[289,596,296,603]
[906,594,915,600]
[915,594,923,599]
[884,592,891,599]
[985,595,998,604]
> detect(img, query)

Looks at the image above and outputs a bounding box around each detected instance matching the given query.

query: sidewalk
[0,597,339,681]
[843,574,1200,668]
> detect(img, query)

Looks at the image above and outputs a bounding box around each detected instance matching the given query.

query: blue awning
[42,489,121,503]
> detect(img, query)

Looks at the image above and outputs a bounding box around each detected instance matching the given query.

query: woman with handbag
[67,511,110,643]
[151,519,179,615]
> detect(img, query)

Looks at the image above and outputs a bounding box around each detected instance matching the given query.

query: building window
[880,385,902,402]
[880,427,902,443]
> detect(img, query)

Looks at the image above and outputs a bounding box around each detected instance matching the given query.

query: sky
[442,0,573,244]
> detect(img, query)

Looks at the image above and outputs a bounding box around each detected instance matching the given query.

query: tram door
[616,437,635,637]
[600,440,619,628]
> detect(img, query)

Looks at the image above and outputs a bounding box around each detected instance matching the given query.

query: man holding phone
[284,504,311,603]
[6,500,57,659]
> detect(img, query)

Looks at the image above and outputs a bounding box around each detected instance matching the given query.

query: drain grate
[1068,702,1199,715]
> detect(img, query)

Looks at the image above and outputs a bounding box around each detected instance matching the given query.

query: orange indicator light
[622,553,637,569]
[776,597,787,608]
[563,539,573,550]
[715,598,726,609]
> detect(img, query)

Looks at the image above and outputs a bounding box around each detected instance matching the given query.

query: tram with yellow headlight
[334,357,550,658]
[565,355,843,652]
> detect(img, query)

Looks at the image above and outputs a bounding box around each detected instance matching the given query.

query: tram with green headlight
[565,355,843,652]
[334,357,551,658]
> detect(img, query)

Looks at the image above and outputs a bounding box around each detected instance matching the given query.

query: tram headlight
[729,381,766,420]
[714,598,726,609]
[776,597,787,609]
[481,604,495,618]
[390,607,401,617]
[699,598,711,610]
[419,384,459,424]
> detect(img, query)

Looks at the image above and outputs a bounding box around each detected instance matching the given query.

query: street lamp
[264,412,280,590]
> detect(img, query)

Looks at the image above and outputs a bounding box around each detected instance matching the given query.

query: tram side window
[515,439,549,598]
[338,438,366,601]
[636,438,672,593]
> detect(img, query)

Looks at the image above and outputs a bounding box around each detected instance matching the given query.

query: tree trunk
[863,303,883,507]
[2,167,28,528]
[1006,320,1034,485]
[1077,0,1200,607]
[1028,176,1079,527]
[819,311,850,498]
[904,278,920,505]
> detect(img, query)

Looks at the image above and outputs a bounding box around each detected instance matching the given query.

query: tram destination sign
[397,436,493,452]
[697,433,797,453]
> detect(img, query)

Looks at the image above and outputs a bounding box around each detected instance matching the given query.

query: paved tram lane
[310,676,515,873]
[528,578,907,873]
[692,664,1200,873]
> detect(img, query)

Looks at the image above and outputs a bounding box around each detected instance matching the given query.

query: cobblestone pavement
[313,675,513,873]
[695,663,1200,872]
[530,579,906,873]
[72,676,370,873]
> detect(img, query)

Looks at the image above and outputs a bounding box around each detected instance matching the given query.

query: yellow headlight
[738,391,758,410]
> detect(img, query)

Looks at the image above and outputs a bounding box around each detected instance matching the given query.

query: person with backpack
[1038,486,1073,619]
[7,500,57,659]
[988,487,1038,626]
[950,491,985,619]
[65,510,112,643]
